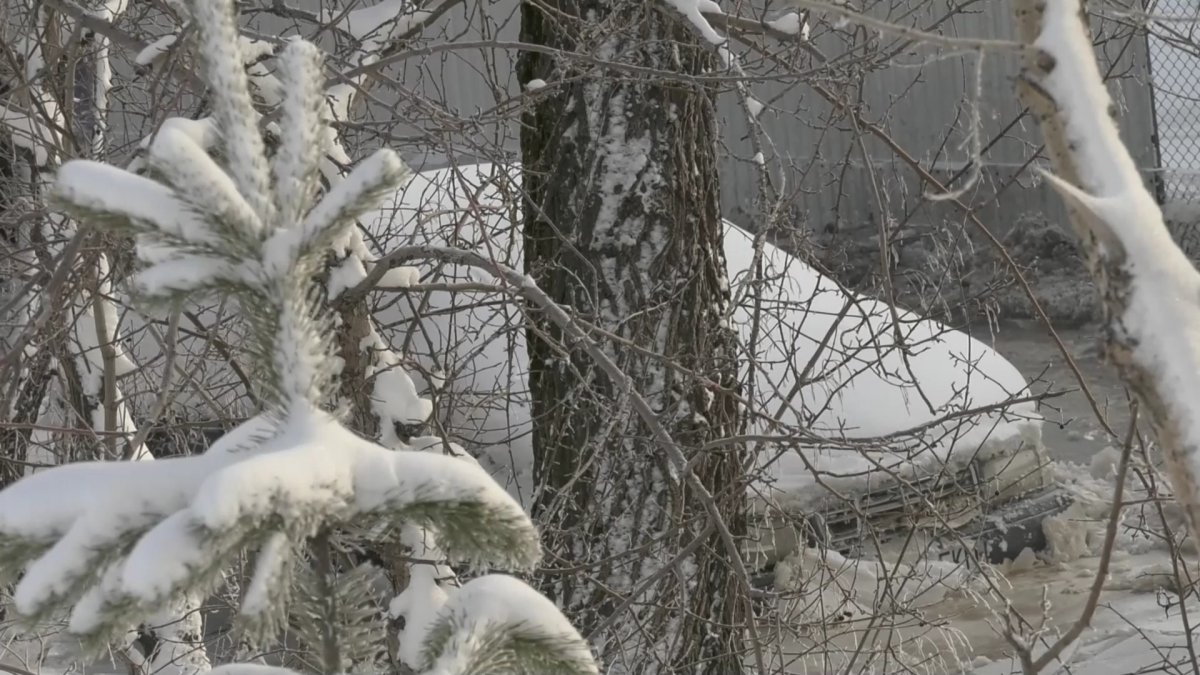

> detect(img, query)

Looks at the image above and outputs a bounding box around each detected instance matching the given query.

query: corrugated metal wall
[368,0,1158,237]
[713,2,1159,236]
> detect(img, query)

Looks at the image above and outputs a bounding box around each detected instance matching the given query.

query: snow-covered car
[365,163,1057,569]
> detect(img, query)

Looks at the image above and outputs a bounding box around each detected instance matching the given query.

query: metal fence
[1148,0,1200,202]
[372,0,1162,237]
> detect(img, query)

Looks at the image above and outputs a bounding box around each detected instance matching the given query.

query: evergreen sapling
[0,0,598,672]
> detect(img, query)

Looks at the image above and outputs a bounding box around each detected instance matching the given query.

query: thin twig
[364,243,768,673]
[1022,402,1137,673]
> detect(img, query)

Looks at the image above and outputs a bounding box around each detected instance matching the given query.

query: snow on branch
[272,39,327,226]
[662,0,727,45]
[135,34,178,69]
[144,126,264,244]
[262,147,408,279]
[188,0,274,226]
[0,100,62,166]
[1017,0,1200,539]
[417,575,597,675]
[52,161,217,244]
[332,0,433,56]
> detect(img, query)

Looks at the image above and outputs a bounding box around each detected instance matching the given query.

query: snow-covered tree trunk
[519,3,746,672]
[1015,0,1200,542]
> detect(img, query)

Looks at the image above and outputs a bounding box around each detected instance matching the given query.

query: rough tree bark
[519,2,746,672]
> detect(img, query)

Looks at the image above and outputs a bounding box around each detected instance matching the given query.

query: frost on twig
[0,0,597,672]
[1016,0,1200,539]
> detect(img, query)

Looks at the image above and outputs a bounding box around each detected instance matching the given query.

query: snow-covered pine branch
[1016,0,1200,539]
[0,4,212,670]
[0,0,597,672]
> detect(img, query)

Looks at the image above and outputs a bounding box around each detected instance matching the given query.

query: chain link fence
[1148,0,1200,203]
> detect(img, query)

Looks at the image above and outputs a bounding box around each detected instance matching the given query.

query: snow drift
[364,163,1044,508]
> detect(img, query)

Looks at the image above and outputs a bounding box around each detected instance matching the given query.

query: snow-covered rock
[364,163,1045,509]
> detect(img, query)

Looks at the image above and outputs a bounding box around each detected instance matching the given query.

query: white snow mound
[364,163,1043,509]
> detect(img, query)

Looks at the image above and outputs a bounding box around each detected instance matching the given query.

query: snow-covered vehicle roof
[364,163,1044,510]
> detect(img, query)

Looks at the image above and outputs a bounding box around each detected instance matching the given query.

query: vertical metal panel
[391,0,1159,237]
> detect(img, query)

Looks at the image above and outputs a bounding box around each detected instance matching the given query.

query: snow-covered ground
[9,521,1191,675]
[750,311,1186,673]
[756,455,1199,674]
[968,549,1200,674]
[992,321,1132,466]
[762,554,1198,674]
[974,585,1199,674]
